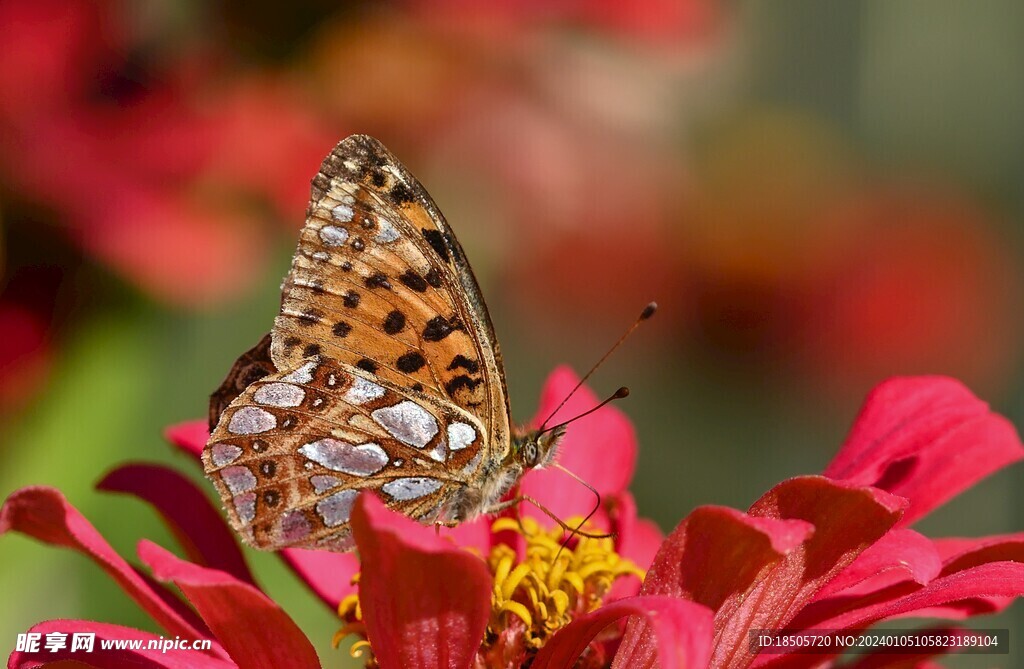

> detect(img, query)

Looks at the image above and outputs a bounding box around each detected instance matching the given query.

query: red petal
[0,487,206,640]
[165,421,208,459]
[97,464,254,586]
[8,620,234,669]
[812,529,941,600]
[617,505,812,668]
[610,492,664,572]
[531,596,712,669]
[824,376,1024,526]
[935,532,1024,574]
[139,541,320,669]
[799,561,1024,630]
[701,477,904,669]
[351,494,491,669]
[279,548,360,608]
[519,366,638,527]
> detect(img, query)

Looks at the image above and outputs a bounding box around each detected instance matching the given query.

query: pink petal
[801,561,1024,631]
[812,529,942,600]
[616,505,812,668]
[165,421,208,459]
[934,532,1024,574]
[279,548,360,608]
[532,595,713,669]
[519,366,638,527]
[824,376,1024,526]
[8,620,234,669]
[97,464,254,586]
[703,477,905,669]
[610,492,664,572]
[0,487,206,640]
[351,494,491,669]
[139,541,320,669]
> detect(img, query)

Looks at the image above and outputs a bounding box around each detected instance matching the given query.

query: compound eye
[524,442,538,466]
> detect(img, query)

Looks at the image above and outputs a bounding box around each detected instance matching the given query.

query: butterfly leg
[485,496,614,540]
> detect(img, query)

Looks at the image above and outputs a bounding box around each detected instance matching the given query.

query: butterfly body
[204,135,564,552]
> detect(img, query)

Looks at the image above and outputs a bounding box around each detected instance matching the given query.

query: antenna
[538,301,657,432]
[538,387,629,436]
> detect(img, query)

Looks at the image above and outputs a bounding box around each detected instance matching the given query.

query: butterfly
[203,135,569,552]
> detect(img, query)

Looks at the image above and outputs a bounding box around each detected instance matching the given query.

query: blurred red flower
[0,0,336,306]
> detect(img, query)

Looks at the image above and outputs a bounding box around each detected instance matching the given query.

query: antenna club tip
[614,386,630,399]
[640,302,658,320]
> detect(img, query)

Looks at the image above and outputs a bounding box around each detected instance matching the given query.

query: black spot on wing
[333,321,352,337]
[422,229,450,262]
[399,269,428,292]
[445,375,482,396]
[303,343,321,357]
[423,315,455,342]
[447,355,480,374]
[343,290,361,308]
[365,273,392,290]
[425,267,442,288]
[396,351,426,373]
[357,358,379,373]
[390,182,415,203]
[383,310,406,334]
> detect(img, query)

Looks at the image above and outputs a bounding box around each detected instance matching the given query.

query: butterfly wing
[272,135,511,458]
[208,333,275,431]
[204,357,487,551]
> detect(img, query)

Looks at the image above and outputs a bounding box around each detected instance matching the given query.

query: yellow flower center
[335,517,643,663]
[487,516,644,648]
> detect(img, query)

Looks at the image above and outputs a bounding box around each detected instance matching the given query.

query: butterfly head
[513,425,567,470]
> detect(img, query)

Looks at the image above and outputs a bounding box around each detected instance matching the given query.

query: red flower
[5,372,1023,668]
[2,472,320,668]
[319,376,1024,668]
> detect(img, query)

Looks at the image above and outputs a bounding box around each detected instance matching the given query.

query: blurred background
[1,1,1022,667]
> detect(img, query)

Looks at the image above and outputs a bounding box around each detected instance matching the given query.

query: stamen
[334,516,644,663]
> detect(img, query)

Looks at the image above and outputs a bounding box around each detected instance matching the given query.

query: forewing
[203,357,486,551]
[271,135,510,458]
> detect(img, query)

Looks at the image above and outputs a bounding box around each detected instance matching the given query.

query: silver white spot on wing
[235,492,256,524]
[382,477,444,501]
[427,440,447,462]
[371,401,438,449]
[316,489,358,527]
[310,475,342,493]
[211,444,243,467]
[311,251,330,261]
[331,204,354,222]
[281,361,318,384]
[228,407,277,434]
[298,439,388,476]
[221,466,257,495]
[447,422,476,451]
[375,217,400,243]
[320,224,350,246]
[344,376,385,405]
[278,510,311,543]
[254,383,305,408]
